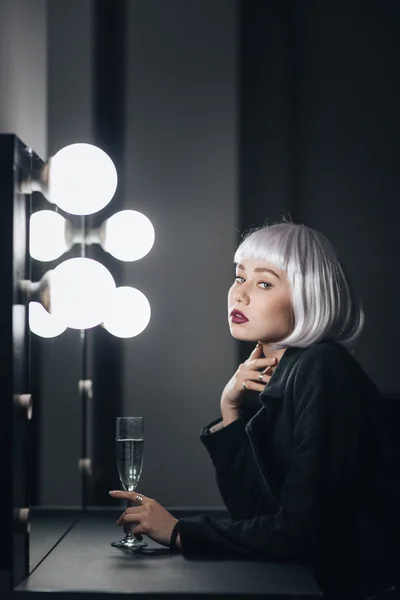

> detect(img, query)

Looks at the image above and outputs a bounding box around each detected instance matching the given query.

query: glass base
[111,537,148,550]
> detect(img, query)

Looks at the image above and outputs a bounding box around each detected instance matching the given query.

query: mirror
[28,194,84,573]
[0,135,84,582]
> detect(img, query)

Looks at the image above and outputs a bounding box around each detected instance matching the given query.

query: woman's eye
[234,276,271,289]
[258,281,272,289]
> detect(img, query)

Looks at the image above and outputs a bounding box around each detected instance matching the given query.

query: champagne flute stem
[123,499,134,537]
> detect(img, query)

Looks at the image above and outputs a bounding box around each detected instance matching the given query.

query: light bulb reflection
[102,210,155,261]
[30,210,71,262]
[49,143,117,215]
[103,286,151,338]
[29,302,67,338]
[50,258,116,329]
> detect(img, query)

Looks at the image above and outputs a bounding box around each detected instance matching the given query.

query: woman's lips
[231,316,249,324]
[230,310,249,324]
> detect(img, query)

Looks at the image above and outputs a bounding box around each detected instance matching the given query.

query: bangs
[233,223,301,272]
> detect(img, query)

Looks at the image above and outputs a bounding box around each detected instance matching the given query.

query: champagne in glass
[111,417,147,549]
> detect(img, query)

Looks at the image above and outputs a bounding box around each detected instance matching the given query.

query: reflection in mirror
[28,184,84,572]
[0,135,81,587]
[3,132,129,583]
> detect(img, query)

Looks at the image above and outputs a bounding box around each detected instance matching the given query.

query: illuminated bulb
[50,258,116,329]
[30,210,72,262]
[49,143,118,215]
[29,302,67,338]
[103,286,151,338]
[102,210,155,261]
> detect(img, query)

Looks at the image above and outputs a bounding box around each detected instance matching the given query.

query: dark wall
[295,0,399,393]
[239,0,400,395]
[85,0,126,505]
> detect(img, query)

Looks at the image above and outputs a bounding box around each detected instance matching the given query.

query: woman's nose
[234,286,249,303]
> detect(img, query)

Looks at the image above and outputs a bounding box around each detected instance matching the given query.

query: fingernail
[109,491,117,494]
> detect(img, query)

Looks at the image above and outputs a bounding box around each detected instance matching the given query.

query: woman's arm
[178,347,367,569]
[201,413,273,520]
[202,390,273,519]
[208,421,225,434]
[209,406,240,433]
[179,399,322,560]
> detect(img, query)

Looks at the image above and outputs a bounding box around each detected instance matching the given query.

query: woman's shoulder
[296,340,360,370]
[293,340,382,399]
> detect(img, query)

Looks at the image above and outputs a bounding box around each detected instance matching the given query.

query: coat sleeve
[199,412,273,521]
[176,346,361,562]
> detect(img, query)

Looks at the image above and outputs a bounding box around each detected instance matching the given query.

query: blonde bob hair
[234,219,364,354]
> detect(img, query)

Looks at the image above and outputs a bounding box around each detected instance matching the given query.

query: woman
[110,221,398,599]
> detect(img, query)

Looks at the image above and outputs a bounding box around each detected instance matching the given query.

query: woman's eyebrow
[236,263,280,280]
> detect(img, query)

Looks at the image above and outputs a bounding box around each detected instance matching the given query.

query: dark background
[0,0,399,513]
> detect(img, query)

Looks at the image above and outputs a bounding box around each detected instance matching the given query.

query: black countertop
[29,508,81,572]
[16,509,323,599]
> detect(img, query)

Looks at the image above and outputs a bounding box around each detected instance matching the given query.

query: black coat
[177,341,399,598]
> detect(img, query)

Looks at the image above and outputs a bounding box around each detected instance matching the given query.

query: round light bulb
[49,143,118,215]
[50,258,116,329]
[103,286,151,338]
[29,302,67,338]
[102,210,155,261]
[30,210,71,262]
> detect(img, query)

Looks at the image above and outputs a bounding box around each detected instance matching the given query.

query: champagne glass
[111,417,148,549]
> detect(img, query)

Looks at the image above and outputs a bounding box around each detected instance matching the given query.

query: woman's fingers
[116,505,143,524]
[241,379,270,393]
[242,365,275,391]
[248,342,263,360]
[119,512,143,523]
[255,368,271,381]
[253,365,274,382]
[236,346,278,394]
[249,356,277,370]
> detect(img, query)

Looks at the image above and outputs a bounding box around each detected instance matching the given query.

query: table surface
[29,508,81,572]
[16,509,323,598]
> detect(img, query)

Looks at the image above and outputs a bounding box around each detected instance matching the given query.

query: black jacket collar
[259,346,306,403]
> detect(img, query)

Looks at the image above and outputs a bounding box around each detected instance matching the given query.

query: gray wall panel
[0,0,47,158]
[122,0,238,508]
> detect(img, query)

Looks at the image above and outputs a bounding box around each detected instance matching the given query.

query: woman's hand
[220,343,277,412]
[109,490,181,548]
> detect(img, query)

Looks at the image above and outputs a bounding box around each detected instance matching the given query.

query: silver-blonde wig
[234,219,364,354]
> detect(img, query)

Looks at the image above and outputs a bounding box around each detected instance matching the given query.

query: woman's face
[227,258,294,343]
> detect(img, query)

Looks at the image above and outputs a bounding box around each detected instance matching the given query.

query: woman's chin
[229,327,255,342]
